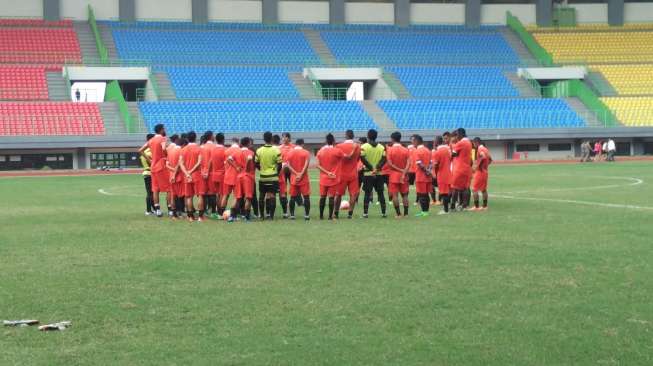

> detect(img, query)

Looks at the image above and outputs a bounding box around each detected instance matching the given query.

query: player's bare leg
[333,194,342,219]
[265,192,276,220]
[471,190,481,211]
[185,196,195,222]
[327,195,336,220]
[197,195,205,221]
[302,195,311,220]
[279,192,289,219]
[228,198,240,223]
[347,192,358,219]
[401,192,409,217]
[439,194,450,214]
[289,195,299,219]
[481,190,489,210]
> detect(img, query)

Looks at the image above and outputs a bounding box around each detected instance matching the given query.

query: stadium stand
[601,97,653,127]
[0,66,49,100]
[138,101,376,133]
[389,66,519,98]
[0,27,81,65]
[378,99,585,130]
[590,64,653,96]
[165,66,301,100]
[0,102,104,136]
[111,29,319,65]
[321,30,520,65]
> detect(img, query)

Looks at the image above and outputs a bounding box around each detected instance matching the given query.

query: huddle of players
[139,123,491,222]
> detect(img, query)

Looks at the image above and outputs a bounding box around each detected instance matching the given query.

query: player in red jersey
[221,138,243,220]
[411,134,433,217]
[316,133,345,220]
[432,135,452,214]
[407,143,418,206]
[237,137,256,221]
[285,138,312,220]
[385,132,411,218]
[200,131,217,217]
[208,133,226,219]
[278,132,295,217]
[450,128,473,211]
[179,131,205,221]
[471,137,492,211]
[165,134,182,218]
[138,123,170,217]
[335,129,361,219]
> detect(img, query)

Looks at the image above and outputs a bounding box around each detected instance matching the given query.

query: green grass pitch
[1,161,652,365]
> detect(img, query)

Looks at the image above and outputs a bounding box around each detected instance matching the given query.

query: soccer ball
[222,210,231,220]
[340,200,350,210]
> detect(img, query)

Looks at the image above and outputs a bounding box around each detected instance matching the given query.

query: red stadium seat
[0,102,105,136]
[0,28,81,65]
[0,66,49,100]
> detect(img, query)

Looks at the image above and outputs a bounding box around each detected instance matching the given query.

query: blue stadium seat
[377,99,585,129]
[139,101,377,133]
[389,66,519,98]
[164,66,301,99]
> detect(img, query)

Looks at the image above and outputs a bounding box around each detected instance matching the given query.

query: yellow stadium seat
[601,97,653,126]
[533,32,653,63]
[590,64,653,95]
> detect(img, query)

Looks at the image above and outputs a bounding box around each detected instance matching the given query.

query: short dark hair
[178,137,188,146]
[442,131,450,137]
[204,130,214,141]
[435,136,444,146]
[296,138,305,145]
[240,137,251,147]
[358,137,368,144]
[263,131,273,144]
[345,129,354,139]
[390,131,401,143]
[367,129,378,141]
[146,133,155,141]
[473,137,482,145]
[181,133,188,139]
[231,137,239,144]
[200,134,208,144]
[282,132,291,139]
[326,133,335,145]
[413,134,423,144]
[215,132,225,144]
[457,128,466,137]
[169,134,179,143]
[154,124,165,134]
[187,131,197,143]
[272,134,281,145]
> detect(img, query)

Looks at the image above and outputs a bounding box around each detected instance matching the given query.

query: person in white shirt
[607,139,616,162]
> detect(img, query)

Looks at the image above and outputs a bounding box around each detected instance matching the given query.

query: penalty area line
[492,194,653,211]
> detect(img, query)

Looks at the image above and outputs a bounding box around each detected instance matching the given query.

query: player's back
[408,145,417,173]
[148,134,166,171]
[336,140,360,179]
[240,148,255,177]
[287,147,310,185]
[317,145,344,185]
[453,138,473,172]
[211,144,226,173]
[224,145,242,185]
[434,145,452,178]
[200,143,214,174]
[256,144,281,181]
[477,145,491,172]
[414,145,432,182]
[279,143,294,163]
[360,142,385,175]
[388,144,409,169]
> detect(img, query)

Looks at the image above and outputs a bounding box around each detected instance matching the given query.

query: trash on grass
[3,320,39,327]
[38,321,71,331]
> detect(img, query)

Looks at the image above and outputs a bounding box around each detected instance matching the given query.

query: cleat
[210,213,219,220]
[381,214,387,218]
[227,217,235,223]
[438,210,448,215]
[168,211,174,217]
[304,216,310,221]
[197,217,204,222]
[362,214,369,219]
[283,214,289,219]
[289,215,296,220]
[414,212,424,217]
[375,201,380,206]
[155,209,163,218]
[480,207,488,211]
[145,211,153,216]
[395,215,402,219]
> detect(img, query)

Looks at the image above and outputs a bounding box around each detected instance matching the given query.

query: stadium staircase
[153,72,176,100]
[360,100,398,131]
[97,23,119,63]
[504,72,539,97]
[381,71,411,99]
[99,102,129,134]
[288,72,321,100]
[302,29,337,66]
[127,102,147,132]
[586,71,620,97]
[499,27,537,66]
[46,71,70,101]
[73,21,100,63]
[564,97,604,127]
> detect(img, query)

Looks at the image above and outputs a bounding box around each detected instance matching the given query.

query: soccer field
[1,161,652,365]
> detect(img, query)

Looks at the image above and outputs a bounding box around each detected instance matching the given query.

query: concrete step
[382,72,411,99]
[302,29,336,66]
[360,100,397,131]
[127,102,148,133]
[153,72,176,100]
[97,23,120,62]
[98,102,129,134]
[504,72,540,97]
[585,71,618,97]
[73,21,100,63]
[288,72,321,100]
[46,71,70,101]
[564,97,611,128]
[499,27,538,66]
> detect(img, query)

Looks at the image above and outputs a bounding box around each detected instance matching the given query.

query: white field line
[492,193,653,211]
[495,176,643,195]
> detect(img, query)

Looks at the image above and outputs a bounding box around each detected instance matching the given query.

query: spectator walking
[580,140,591,162]
[607,138,616,161]
[594,141,603,161]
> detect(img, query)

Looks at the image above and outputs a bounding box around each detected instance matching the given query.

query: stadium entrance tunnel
[304,67,399,101]
[64,66,156,102]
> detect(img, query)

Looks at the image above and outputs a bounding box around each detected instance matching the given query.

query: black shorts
[259,181,279,194]
[408,172,416,185]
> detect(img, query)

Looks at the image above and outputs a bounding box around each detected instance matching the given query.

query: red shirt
[210,144,226,179]
[386,143,410,184]
[433,145,452,182]
[381,143,392,176]
[166,144,182,181]
[408,145,417,173]
[200,142,215,176]
[224,144,242,185]
[148,134,166,172]
[476,145,491,172]
[279,143,295,163]
[336,140,360,181]
[316,145,344,187]
[181,143,202,182]
[286,146,311,186]
[452,138,473,175]
[239,148,255,178]
[414,145,432,183]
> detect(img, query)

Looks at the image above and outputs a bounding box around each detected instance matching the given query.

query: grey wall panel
[536,0,553,27]
[608,0,624,26]
[43,0,60,21]
[119,0,136,22]
[330,0,345,25]
[465,0,480,28]
[262,0,278,24]
[192,0,208,24]
[394,0,409,27]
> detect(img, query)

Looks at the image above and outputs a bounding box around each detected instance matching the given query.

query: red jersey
[336,140,360,181]
[224,144,242,185]
[452,137,473,174]
[381,143,392,176]
[148,134,166,172]
[386,143,410,184]
[200,142,215,177]
[316,145,344,187]
[239,148,255,178]
[432,145,452,181]
[414,145,432,183]
[408,145,417,173]
[286,146,311,186]
[210,144,226,180]
[181,143,202,182]
[279,143,295,163]
[167,144,182,181]
[476,145,491,172]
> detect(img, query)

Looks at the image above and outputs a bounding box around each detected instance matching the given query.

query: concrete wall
[61,0,119,20]
[485,141,506,161]
[0,0,43,17]
[410,4,464,25]
[278,1,328,24]
[345,2,394,24]
[513,140,575,160]
[571,4,608,23]
[136,0,192,20]
[624,3,653,23]
[208,0,261,22]
[481,4,535,25]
